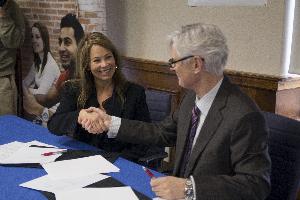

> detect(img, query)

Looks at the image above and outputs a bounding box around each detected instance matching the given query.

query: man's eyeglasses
[168,55,194,68]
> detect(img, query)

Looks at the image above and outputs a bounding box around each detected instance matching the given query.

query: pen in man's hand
[41,150,67,156]
[142,166,155,178]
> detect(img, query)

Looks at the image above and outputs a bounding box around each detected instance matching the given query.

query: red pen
[142,166,155,178]
[41,150,67,156]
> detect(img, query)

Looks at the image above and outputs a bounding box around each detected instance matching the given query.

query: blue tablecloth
[0,115,164,200]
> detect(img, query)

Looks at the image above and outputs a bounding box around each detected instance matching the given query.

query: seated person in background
[23,22,60,100]
[82,23,271,200]
[23,13,84,125]
[48,32,152,162]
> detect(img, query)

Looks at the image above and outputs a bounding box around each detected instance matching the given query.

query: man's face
[170,47,195,89]
[58,27,77,69]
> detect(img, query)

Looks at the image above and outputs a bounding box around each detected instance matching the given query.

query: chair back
[138,89,171,170]
[145,89,172,122]
[263,112,300,200]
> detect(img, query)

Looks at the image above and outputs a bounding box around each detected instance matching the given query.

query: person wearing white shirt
[78,23,271,200]
[23,22,60,97]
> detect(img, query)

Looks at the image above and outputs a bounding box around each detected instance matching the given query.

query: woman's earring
[115,66,118,69]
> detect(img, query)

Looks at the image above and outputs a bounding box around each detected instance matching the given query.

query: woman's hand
[78,107,110,134]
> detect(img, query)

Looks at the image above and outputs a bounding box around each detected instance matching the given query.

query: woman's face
[31,27,44,54]
[89,44,116,82]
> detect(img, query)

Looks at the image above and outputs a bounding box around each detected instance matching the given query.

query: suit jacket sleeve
[47,82,79,136]
[118,110,178,147]
[193,112,270,200]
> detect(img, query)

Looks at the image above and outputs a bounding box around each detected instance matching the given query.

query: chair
[137,89,171,171]
[263,112,300,200]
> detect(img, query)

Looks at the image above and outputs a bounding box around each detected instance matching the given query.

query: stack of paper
[41,155,120,180]
[0,141,138,199]
[20,173,109,193]
[0,141,65,164]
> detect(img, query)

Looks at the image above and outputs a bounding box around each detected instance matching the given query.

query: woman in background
[23,22,60,100]
[48,32,151,162]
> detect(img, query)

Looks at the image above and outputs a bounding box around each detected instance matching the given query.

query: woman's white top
[23,52,60,95]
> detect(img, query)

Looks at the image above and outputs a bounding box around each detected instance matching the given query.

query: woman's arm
[47,82,79,136]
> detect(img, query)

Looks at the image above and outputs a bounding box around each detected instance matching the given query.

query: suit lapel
[184,78,230,177]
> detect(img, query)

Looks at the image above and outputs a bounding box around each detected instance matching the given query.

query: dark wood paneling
[121,56,300,120]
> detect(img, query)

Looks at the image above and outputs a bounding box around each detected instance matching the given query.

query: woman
[48,32,151,162]
[23,22,60,97]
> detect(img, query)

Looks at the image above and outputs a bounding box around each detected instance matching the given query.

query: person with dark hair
[23,22,60,98]
[47,32,151,162]
[83,23,271,200]
[0,0,25,115]
[23,13,84,126]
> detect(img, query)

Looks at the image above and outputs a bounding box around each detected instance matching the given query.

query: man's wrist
[36,105,45,116]
[184,176,195,200]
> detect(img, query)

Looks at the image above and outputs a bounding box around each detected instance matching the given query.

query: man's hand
[150,176,186,200]
[78,107,111,134]
[23,87,44,116]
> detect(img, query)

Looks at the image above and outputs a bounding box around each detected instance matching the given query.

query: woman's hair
[76,32,128,109]
[32,22,50,74]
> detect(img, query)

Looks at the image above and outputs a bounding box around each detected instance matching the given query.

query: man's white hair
[168,23,228,76]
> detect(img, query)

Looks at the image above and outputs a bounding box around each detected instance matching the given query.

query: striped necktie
[180,105,201,176]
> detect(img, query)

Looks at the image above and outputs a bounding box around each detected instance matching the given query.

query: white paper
[20,173,109,193]
[0,141,65,164]
[55,187,139,200]
[0,141,25,161]
[42,155,119,180]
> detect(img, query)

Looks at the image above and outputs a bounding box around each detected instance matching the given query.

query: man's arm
[0,1,25,48]
[35,85,60,108]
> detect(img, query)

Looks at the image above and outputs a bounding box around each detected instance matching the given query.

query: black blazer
[117,76,271,200]
[48,81,151,162]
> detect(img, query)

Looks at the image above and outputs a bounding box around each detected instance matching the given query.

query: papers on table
[0,141,65,164]
[42,155,120,180]
[20,173,109,193]
[55,186,139,200]
[1,141,134,199]
[0,141,24,161]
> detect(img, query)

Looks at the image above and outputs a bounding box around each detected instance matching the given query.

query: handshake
[78,107,112,134]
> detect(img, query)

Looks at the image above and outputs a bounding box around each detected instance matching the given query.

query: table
[0,115,163,200]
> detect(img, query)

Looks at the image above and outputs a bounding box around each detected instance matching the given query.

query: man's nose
[59,43,66,51]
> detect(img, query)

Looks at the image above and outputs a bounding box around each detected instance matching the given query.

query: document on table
[55,186,139,200]
[20,173,109,193]
[0,141,24,161]
[0,140,65,164]
[42,155,120,180]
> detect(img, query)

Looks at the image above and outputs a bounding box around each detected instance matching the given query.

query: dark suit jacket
[48,81,151,162]
[117,76,271,200]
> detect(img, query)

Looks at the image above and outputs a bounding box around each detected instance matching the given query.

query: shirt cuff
[107,116,121,138]
[190,175,197,200]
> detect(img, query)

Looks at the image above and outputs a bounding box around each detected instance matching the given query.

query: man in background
[0,0,25,115]
[23,13,84,125]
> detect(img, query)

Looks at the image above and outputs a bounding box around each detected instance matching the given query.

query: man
[23,13,84,124]
[0,0,25,115]
[80,23,271,200]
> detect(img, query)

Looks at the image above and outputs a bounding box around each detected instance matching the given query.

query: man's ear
[194,56,204,73]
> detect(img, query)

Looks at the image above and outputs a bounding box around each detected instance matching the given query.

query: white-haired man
[79,23,271,200]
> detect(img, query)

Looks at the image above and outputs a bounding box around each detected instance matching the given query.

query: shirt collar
[195,78,223,117]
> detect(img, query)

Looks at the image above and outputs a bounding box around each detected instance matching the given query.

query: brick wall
[15,0,107,76]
